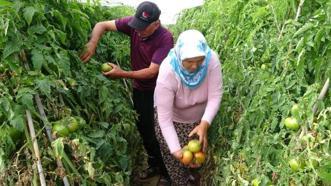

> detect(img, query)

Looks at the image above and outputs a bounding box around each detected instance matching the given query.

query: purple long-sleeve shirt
[155,51,223,153]
[115,16,174,90]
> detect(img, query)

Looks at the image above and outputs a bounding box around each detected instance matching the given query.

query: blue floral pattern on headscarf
[168,30,211,89]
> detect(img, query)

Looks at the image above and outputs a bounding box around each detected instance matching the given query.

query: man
[80,1,173,185]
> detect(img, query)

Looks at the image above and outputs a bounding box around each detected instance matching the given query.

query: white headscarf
[168,30,212,89]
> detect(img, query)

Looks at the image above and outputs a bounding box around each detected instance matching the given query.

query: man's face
[135,20,160,38]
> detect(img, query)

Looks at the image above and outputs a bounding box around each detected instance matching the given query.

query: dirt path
[133,175,160,186]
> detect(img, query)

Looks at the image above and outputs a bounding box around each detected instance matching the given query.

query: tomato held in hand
[181,150,193,165]
[101,63,112,72]
[188,139,201,153]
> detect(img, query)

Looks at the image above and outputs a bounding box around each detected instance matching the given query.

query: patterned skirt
[154,109,200,186]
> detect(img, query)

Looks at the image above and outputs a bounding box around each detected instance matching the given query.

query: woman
[154,30,223,185]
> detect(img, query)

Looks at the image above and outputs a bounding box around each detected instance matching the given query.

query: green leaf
[119,156,128,170]
[98,122,110,129]
[0,0,12,7]
[51,10,67,30]
[10,115,25,132]
[31,49,44,70]
[314,27,324,51]
[56,50,71,76]
[52,138,64,159]
[0,97,11,113]
[318,161,331,183]
[23,6,37,25]
[16,88,34,109]
[35,78,52,96]
[88,130,105,138]
[28,24,47,35]
[293,23,314,38]
[84,162,95,179]
[55,29,67,45]
[2,40,22,59]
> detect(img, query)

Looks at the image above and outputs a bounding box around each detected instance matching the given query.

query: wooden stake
[26,110,46,186]
[312,78,329,115]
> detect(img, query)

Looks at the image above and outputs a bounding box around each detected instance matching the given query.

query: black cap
[128,1,161,30]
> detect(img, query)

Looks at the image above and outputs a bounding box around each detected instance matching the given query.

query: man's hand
[80,41,97,63]
[189,120,209,152]
[102,63,125,78]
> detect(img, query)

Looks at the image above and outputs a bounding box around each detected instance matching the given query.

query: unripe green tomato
[289,159,300,171]
[284,117,299,130]
[101,63,112,72]
[188,139,201,153]
[291,104,300,117]
[53,122,69,137]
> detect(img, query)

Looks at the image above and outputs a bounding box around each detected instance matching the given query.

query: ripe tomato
[194,151,206,164]
[181,150,193,165]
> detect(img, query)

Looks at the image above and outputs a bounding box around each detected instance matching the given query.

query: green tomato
[53,122,69,137]
[284,117,299,130]
[252,178,261,186]
[67,78,77,87]
[182,145,189,151]
[101,63,112,72]
[291,104,300,117]
[67,117,79,132]
[188,139,201,153]
[261,64,267,70]
[289,159,300,171]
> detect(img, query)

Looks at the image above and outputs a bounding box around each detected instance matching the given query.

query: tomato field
[0,0,330,185]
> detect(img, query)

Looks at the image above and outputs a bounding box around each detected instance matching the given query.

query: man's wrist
[89,39,98,47]
[118,70,131,79]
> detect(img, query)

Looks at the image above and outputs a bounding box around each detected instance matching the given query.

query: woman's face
[182,56,205,73]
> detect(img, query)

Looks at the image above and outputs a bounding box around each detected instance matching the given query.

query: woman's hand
[80,42,97,63]
[172,149,183,161]
[188,120,209,152]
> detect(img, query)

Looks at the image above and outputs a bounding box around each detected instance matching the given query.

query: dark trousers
[133,88,168,177]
